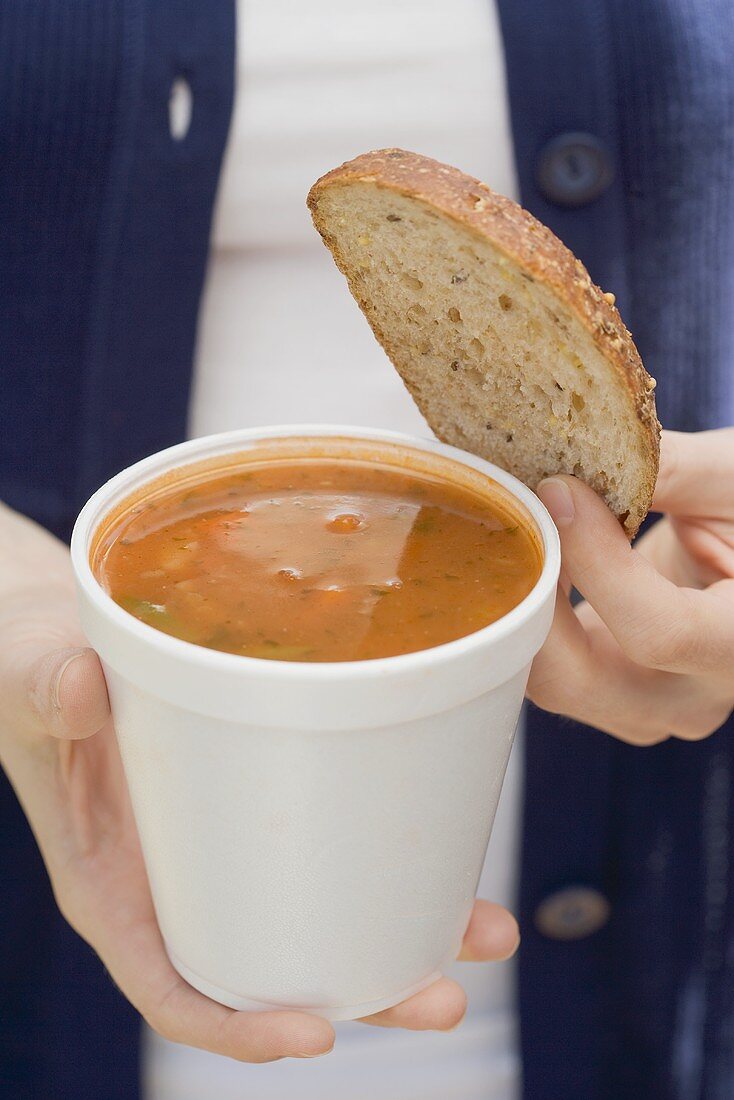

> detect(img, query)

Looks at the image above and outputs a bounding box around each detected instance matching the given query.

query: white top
[145,1,522,1096]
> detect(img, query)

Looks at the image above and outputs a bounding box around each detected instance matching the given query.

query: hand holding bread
[311,150,733,743]
[530,429,734,743]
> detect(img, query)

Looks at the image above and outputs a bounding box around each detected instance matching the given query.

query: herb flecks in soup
[94,457,542,662]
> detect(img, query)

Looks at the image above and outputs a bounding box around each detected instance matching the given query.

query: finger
[528,593,656,741]
[90,893,335,1062]
[27,646,111,740]
[457,899,520,961]
[361,977,467,1031]
[652,429,734,517]
[579,600,734,738]
[532,594,730,742]
[530,592,663,741]
[671,517,734,583]
[632,518,697,586]
[527,584,592,711]
[147,977,335,1062]
[537,476,734,674]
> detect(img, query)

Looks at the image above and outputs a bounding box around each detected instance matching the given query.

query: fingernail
[51,649,86,712]
[507,930,522,958]
[537,478,575,526]
[295,1046,334,1059]
[446,1010,467,1034]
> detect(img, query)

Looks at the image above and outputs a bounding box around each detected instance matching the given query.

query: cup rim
[71,424,560,683]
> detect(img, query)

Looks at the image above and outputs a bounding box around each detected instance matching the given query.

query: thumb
[534,475,728,674]
[25,646,110,741]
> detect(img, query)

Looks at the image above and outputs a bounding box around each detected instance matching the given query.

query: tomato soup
[92,451,542,662]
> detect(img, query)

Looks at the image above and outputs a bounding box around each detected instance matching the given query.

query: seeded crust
[308,148,660,537]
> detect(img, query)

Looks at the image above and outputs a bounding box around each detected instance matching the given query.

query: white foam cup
[71,425,560,1021]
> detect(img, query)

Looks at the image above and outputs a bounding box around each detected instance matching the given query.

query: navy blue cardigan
[2,2,734,1097]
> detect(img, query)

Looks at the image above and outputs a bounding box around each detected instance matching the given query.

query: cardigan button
[535,133,614,207]
[534,886,610,940]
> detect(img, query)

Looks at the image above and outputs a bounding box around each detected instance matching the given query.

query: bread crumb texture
[308,149,660,537]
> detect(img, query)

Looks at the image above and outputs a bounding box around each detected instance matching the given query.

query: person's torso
[3,4,734,1099]
[146,1,522,1097]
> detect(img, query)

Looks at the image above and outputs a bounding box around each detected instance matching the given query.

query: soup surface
[93,453,542,662]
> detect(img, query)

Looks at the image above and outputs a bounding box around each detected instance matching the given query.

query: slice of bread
[308,149,660,537]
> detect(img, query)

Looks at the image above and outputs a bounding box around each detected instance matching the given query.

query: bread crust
[308,148,660,537]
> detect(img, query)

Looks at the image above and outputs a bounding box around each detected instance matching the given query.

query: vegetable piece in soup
[93,455,542,662]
